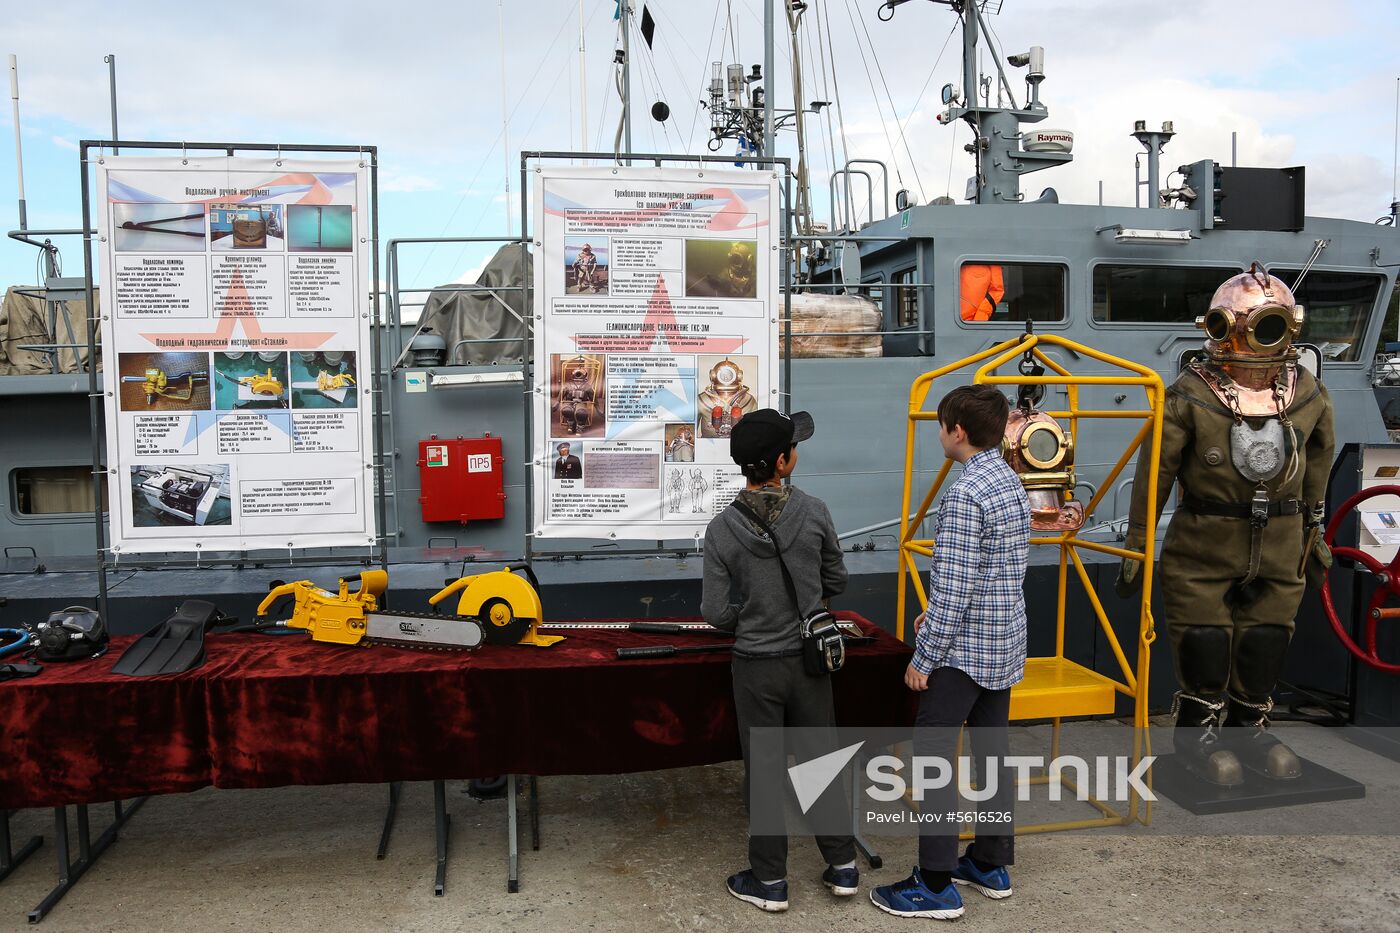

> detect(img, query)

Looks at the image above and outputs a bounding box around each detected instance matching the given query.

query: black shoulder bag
[731,499,845,675]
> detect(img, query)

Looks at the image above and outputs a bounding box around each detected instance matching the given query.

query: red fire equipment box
[417,434,506,523]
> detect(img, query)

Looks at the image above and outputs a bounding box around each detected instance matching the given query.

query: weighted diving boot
[1224,695,1301,780]
[1173,692,1244,786]
[1224,625,1301,780]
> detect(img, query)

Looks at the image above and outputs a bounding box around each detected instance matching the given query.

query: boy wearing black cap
[702,408,857,913]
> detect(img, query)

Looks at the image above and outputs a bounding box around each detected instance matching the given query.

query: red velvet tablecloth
[0,613,914,809]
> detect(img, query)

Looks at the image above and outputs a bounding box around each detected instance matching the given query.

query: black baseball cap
[729,409,815,467]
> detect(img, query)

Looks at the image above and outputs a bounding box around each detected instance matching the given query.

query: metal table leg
[851,758,882,869]
[1,810,42,883]
[376,782,402,860]
[506,775,519,893]
[433,781,449,897]
[28,798,147,923]
[528,776,539,852]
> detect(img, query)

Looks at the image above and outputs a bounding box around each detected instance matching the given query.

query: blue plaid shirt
[912,448,1031,690]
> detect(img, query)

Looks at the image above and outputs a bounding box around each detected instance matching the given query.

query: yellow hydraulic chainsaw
[120,367,207,405]
[215,367,285,398]
[256,564,557,649]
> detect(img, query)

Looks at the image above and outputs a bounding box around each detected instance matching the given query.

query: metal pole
[105,55,119,155]
[520,154,534,563]
[579,0,588,151]
[1145,143,1160,209]
[1231,130,1237,167]
[78,143,109,623]
[9,55,26,230]
[369,148,390,572]
[1098,180,1104,206]
[499,2,512,234]
[620,0,632,157]
[763,0,775,158]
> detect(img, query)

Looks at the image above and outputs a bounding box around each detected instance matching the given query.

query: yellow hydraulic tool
[430,563,562,647]
[256,570,487,650]
[257,570,387,645]
[316,371,356,391]
[120,368,207,405]
[243,369,285,397]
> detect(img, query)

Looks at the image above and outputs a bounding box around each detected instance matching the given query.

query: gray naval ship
[1,0,1397,720]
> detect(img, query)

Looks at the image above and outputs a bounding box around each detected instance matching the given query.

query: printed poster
[532,166,779,540]
[96,156,376,554]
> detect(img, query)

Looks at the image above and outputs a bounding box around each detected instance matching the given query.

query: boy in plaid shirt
[871,385,1031,921]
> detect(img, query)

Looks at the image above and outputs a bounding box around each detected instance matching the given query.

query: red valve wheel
[1320,484,1400,674]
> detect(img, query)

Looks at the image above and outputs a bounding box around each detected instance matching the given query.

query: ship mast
[882,0,1072,204]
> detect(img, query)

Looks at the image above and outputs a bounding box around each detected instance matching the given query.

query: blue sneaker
[726,870,789,912]
[822,864,860,896]
[869,868,964,919]
[952,852,1013,899]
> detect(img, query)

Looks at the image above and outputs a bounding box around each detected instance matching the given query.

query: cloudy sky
[1,0,1396,292]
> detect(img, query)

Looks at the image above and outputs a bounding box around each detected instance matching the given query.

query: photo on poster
[213,351,290,410]
[696,355,759,438]
[684,239,757,299]
[112,202,207,252]
[663,422,696,462]
[551,440,584,480]
[664,465,712,515]
[564,237,609,295]
[550,353,607,438]
[117,352,210,412]
[288,204,354,252]
[290,350,358,408]
[129,463,231,528]
[210,203,285,250]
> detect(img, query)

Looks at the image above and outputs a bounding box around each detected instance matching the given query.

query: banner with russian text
[531,165,780,540]
[96,156,376,555]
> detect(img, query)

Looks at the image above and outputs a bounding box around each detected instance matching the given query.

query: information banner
[532,166,780,540]
[96,156,376,554]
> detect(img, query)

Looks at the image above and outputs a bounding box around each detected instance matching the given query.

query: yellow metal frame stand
[896,332,1165,831]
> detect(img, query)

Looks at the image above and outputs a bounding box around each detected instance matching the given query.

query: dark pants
[915,667,1015,872]
[733,655,856,881]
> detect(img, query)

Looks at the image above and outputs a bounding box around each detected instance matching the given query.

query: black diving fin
[111,599,227,677]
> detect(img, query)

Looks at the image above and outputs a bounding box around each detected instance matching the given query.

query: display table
[0,613,913,916]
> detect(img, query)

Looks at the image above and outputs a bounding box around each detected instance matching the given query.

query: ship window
[892,268,919,328]
[1270,269,1380,363]
[958,262,1065,323]
[12,466,107,515]
[1092,264,1239,323]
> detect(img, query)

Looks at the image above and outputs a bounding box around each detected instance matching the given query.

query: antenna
[1392,76,1398,206]
[9,54,25,230]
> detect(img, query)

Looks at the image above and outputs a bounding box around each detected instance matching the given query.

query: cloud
[49,135,78,151]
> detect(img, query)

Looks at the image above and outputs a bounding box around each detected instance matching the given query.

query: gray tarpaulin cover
[408,245,531,366]
[0,286,97,375]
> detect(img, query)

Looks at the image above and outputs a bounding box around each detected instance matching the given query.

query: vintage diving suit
[698,358,758,438]
[558,364,595,434]
[1120,264,1334,785]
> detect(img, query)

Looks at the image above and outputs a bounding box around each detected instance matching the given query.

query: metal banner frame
[77,139,385,623]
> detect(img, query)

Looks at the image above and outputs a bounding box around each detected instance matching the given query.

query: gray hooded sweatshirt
[701,486,848,657]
